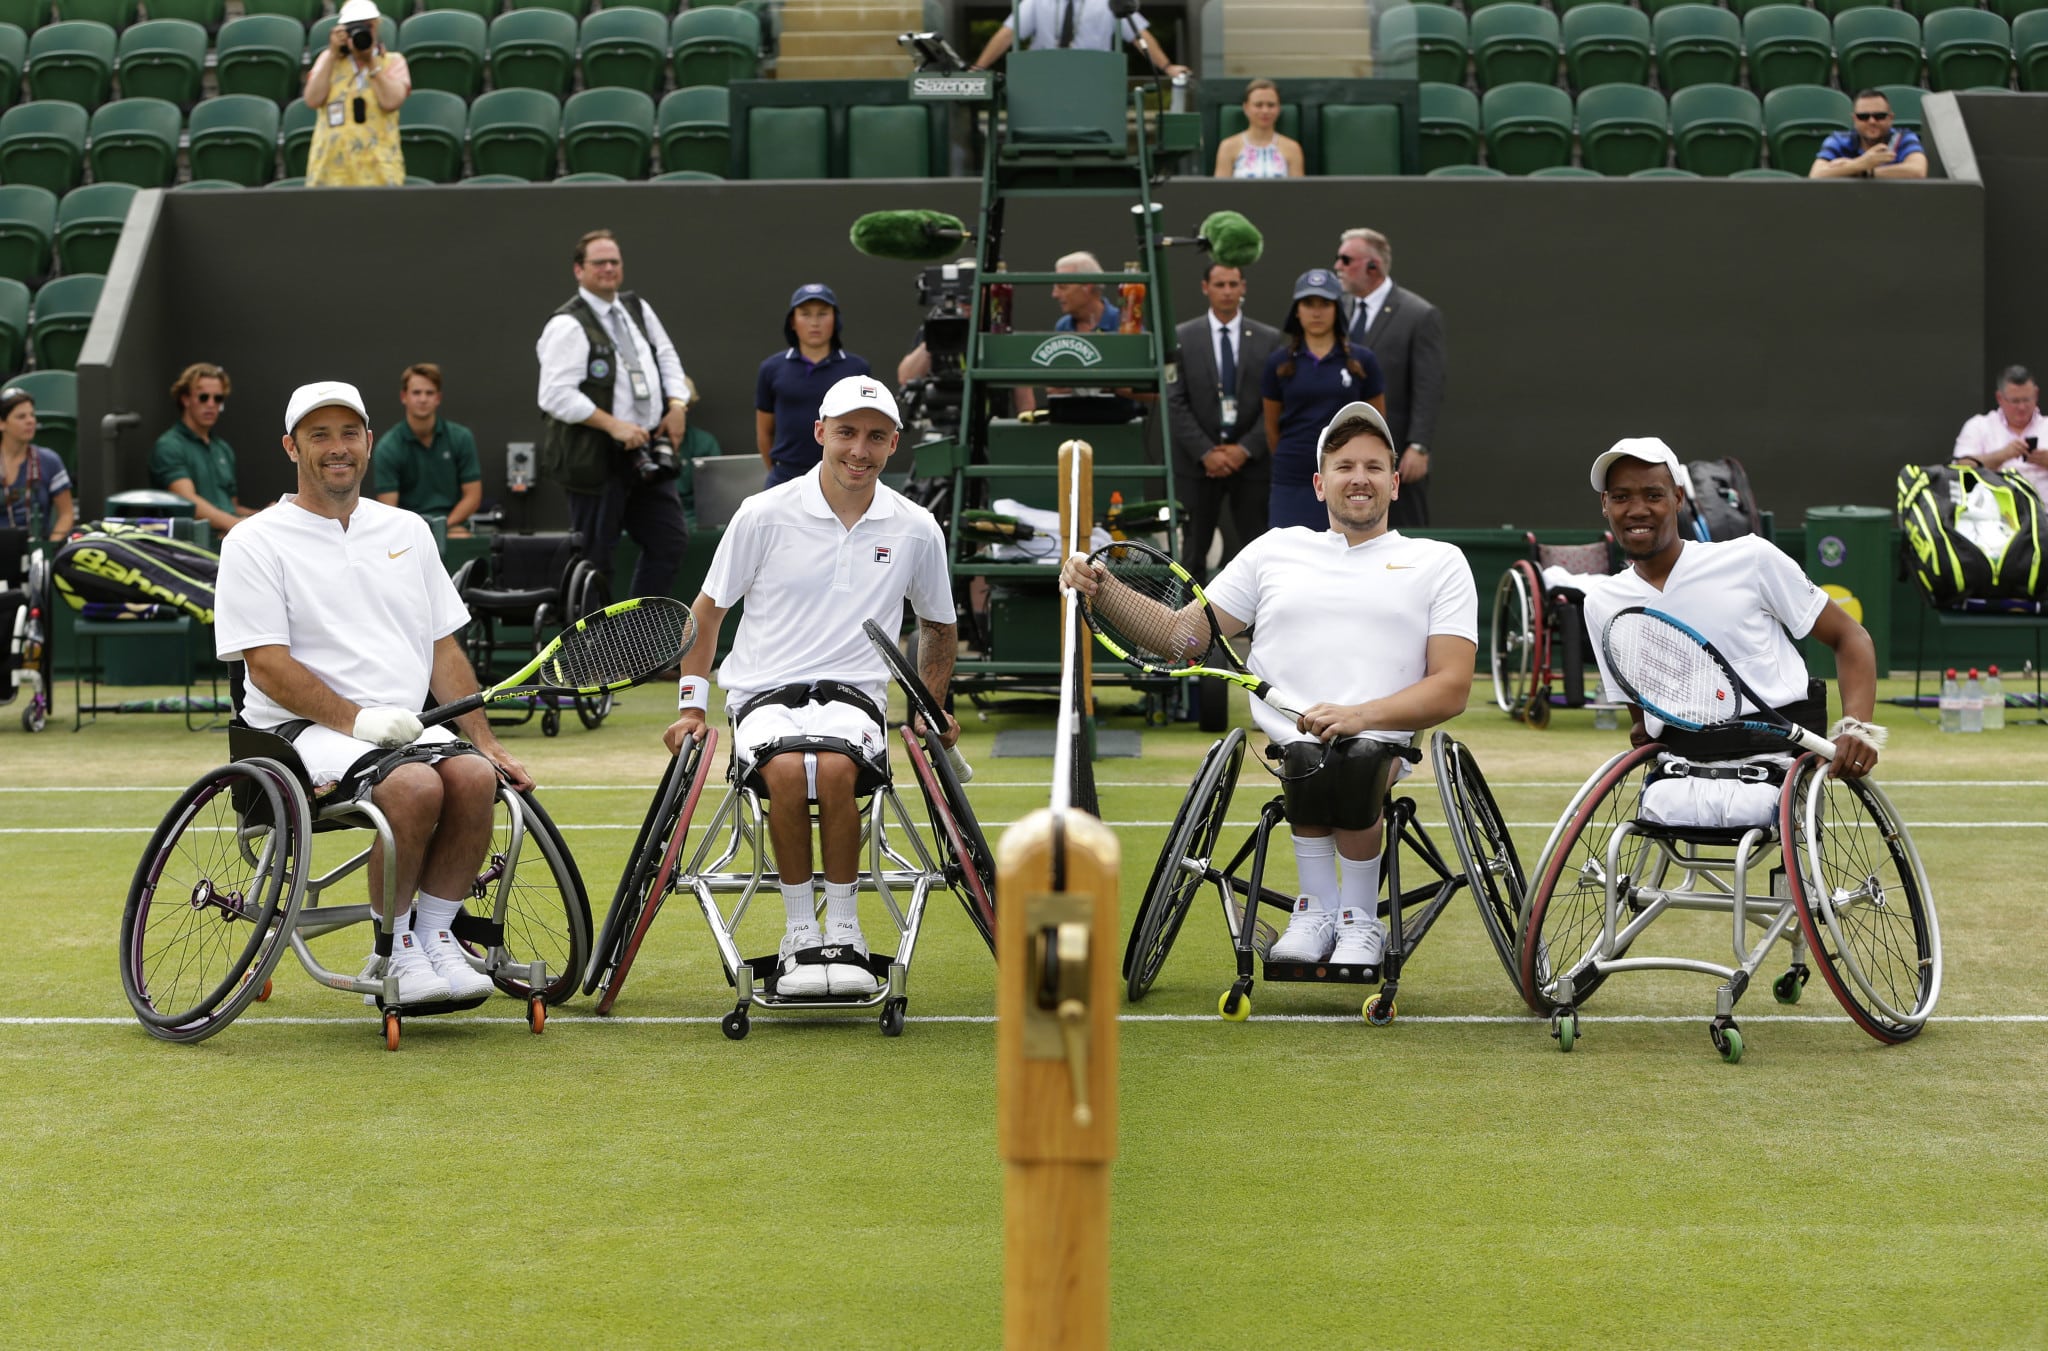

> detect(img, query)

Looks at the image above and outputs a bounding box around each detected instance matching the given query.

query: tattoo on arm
[918,619,956,706]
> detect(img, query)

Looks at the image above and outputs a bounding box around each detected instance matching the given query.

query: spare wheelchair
[1490,533,1628,729]
[0,527,53,732]
[451,532,611,736]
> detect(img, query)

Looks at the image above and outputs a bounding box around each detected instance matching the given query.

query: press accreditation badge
[628,368,653,402]
[326,100,345,128]
[1220,395,1238,425]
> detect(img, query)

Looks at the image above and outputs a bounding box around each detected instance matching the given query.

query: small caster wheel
[879,998,906,1038]
[1772,967,1807,1005]
[529,996,546,1034]
[1217,987,1251,1021]
[542,710,561,737]
[1710,1018,1743,1063]
[256,977,273,1003]
[23,703,45,733]
[383,1012,401,1052]
[1551,1008,1578,1052]
[1524,695,1551,730]
[721,1009,750,1041]
[1364,993,1396,1026]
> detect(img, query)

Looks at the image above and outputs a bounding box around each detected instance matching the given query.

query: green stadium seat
[1669,82,1763,175]
[0,101,86,195]
[467,85,559,179]
[509,0,587,16]
[745,103,825,178]
[142,0,224,28]
[579,6,666,94]
[1562,3,1652,90]
[0,2,48,33]
[1653,4,1742,91]
[1743,6,1835,94]
[114,18,206,104]
[53,181,132,273]
[1425,163,1507,176]
[172,177,239,188]
[847,104,930,178]
[1630,166,1700,177]
[0,183,55,283]
[556,170,622,181]
[1376,3,1469,85]
[265,174,305,187]
[421,0,499,18]
[1576,83,1670,175]
[1813,0,1889,16]
[308,13,401,54]
[214,16,307,104]
[606,0,678,13]
[652,167,719,181]
[1731,166,1804,178]
[1550,0,1614,11]
[1923,9,2013,90]
[1481,80,1573,174]
[1635,0,1700,12]
[186,93,279,186]
[0,24,25,113]
[1903,0,1976,17]
[459,172,528,182]
[1763,83,1851,168]
[1877,83,1925,128]
[1531,164,1603,177]
[2016,10,2048,89]
[487,7,575,94]
[561,86,654,178]
[243,0,323,23]
[86,96,179,186]
[1319,103,1403,174]
[1464,0,1522,10]
[281,97,316,175]
[26,21,117,106]
[28,271,99,371]
[1835,9,1922,89]
[0,277,26,377]
[1994,0,2048,19]
[52,0,137,28]
[670,5,758,88]
[657,84,728,176]
[9,368,73,458]
[1418,81,1480,171]
[399,9,487,99]
[398,86,466,182]
[1470,3,1562,88]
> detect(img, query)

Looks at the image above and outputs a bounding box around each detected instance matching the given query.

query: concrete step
[1217,29,1375,59]
[1222,3,1374,34]
[775,53,917,80]
[1218,52,1376,77]
[776,1,925,32]
[779,30,914,61]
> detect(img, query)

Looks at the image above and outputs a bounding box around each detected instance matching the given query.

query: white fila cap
[818,374,901,428]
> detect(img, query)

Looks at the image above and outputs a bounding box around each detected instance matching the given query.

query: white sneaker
[1266,898,1336,963]
[417,927,497,1000]
[823,919,880,997]
[776,924,830,998]
[361,931,452,1006]
[1330,906,1388,969]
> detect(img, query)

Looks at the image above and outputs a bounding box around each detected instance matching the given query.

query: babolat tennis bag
[1896,463,2045,605]
[51,519,219,624]
[1682,457,1763,541]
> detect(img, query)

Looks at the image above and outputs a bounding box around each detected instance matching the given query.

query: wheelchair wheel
[566,563,613,730]
[119,759,311,1044]
[1781,756,1941,1043]
[1491,561,1538,717]
[1520,743,1661,1014]
[474,786,592,1006]
[586,733,695,996]
[1124,727,1245,1001]
[1430,731,1527,995]
[594,729,717,1014]
[902,725,997,952]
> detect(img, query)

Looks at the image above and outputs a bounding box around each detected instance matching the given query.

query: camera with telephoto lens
[626,435,680,484]
[345,20,376,50]
[899,261,975,437]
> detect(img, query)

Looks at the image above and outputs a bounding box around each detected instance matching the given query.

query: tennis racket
[423,596,697,729]
[1076,538,1304,720]
[1599,605,1836,759]
[861,619,973,781]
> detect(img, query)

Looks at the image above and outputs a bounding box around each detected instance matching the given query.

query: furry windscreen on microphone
[848,210,971,262]
[1200,211,1263,269]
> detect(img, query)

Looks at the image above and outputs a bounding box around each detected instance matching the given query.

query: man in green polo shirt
[373,362,482,537]
[149,362,256,535]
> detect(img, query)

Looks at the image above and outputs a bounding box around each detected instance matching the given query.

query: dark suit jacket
[1344,283,1445,450]
[1167,312,1282,470]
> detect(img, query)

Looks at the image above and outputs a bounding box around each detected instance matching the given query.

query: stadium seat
[26,21,117,106]
[1562,3,1652,90]
[1576,83,1670,175]
[652,168,719,181]
[242,0,322,22]
[214,15,307,104]
[1813,0,1889,15]
[0,24,25,113]
[0,101,86,195]
[114,18,206,104]
[561,86,654,178]
[556,170,622,182]
[1923,9,2013,90]
[487,7,576,95]
[421,0,498,17]
[1835,9,1922,89]
[1876,82,1925,130]
[1730,166,1804,178]
[1994,0,2048,19]
[1903,0,1976,17]
[171,177,239,188]
[53,181,133,273]
[1669,82,1763,175]
[143,0,224,28]
[9,369,73,459]
[468,85,560,179]
[0,277,25,377]
[1319,103,1403,174]
[186,93,279,186]
[1481,81,1573,174]
[1743,6,1835,94]
[744,103,825,178]
[1464,0,1521,10]
[2017,10,2048,89]
[579,7,666,94]
[0,183,55,283]
[846,104,930,178]
[398,86,466,182]
[1418,82,1481,172]
[28,271,100,371]
[657,85,729,177]
[1630,166,1700,177]
[670,5,758,88]
[1376,3,1469,85]
[265,174,305,187]
[1653,4,1743,90]
[52,0,137,28]
[86,96,179,186]
[1470,3,1562,88]
[511,0,588,16]
[1531,164,1603,176]
[0,1,48,32]
[1425,163,1507,176]
[608,0,678,13]
[1764,84,1851,168]
[1634,0,1700,12]
[281,97,315,176]
[399,9,487,99]
[459,172,528,183]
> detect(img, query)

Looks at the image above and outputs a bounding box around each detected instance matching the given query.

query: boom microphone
[849,210,973,263]
[1199,211,1263,269]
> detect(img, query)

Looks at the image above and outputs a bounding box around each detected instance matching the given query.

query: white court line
[5,779,2043,794]
[4,1013,2044,1027]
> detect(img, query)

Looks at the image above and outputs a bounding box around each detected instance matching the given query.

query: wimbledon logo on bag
[1029,336,1104,368]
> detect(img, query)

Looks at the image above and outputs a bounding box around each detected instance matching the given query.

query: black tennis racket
[1600,606,1836,759]
[861,618,972,781]
[423,596,697,729]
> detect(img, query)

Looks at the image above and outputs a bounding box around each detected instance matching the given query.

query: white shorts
[1639,755,1791,830]
[728,694,888,799]
[276,721,462,793]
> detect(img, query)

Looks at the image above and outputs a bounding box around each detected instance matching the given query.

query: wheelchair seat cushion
[460,584,561,616]
[1271,735,1402,831]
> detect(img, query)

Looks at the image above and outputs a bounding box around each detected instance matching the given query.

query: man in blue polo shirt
[1052,250,1120,334]
[755,283,871,490]
[1809,89,1927,180]
[373,362,482,536]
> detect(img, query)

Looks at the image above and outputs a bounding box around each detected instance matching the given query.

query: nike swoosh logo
[388,548,411,560]
[1385,563,1415,571]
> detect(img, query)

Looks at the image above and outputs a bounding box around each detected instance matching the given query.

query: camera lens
[348,23,374,49]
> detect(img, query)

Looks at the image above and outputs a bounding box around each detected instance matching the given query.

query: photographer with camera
[756,283,871,490]
[536,229,691,602]
[304,0,410,188]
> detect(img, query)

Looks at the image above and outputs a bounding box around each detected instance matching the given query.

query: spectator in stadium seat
[1215,79,1303,180]
[150,362,256,535]
[971,0,1189,76]
[1335,227,1446,528]
[1808,90,1927,181]
[304,0,411,188]
[1262,268,1385,531]
[1953,364,2048,497]
[756,283,872,491]
[1167,261,1278,579]
[0,387,73,542]
[373,363,482,537]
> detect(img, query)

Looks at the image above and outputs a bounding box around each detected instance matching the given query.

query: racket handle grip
[1792,726,1837,760]
[1255,681,1304,721]
[418,694,482,730]
[948,742,975,783]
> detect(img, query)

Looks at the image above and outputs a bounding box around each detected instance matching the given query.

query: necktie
[1218,324,1236,401]
[609,305,652,424]
[1058,0,1077,47]
[1350,299,1370,344]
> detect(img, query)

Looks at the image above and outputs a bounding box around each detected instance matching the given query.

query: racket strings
[1088,557,1208,667]
[1606,614,1732,724]
[542,603,696,690]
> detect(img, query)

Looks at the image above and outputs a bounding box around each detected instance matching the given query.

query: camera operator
[536,228,691,602]
[304,0,410,188]
[896,259,1033,437]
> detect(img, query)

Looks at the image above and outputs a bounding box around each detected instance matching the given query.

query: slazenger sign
[1029,336,1104,368]
[911,73,992,99]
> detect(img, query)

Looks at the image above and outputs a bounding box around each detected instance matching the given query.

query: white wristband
[678,676,709,712]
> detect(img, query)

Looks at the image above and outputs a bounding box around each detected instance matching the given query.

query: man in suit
[1167,262,1280,578]
[1336,228,1446,528]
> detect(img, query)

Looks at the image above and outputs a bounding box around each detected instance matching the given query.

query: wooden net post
[1059,439,1095,716]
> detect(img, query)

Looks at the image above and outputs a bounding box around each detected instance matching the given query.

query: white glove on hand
[353,706,423,749]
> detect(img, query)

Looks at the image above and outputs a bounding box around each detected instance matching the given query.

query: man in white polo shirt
[1063,401,1477,969]
[214,381,532,1006]
[664,374,958,999]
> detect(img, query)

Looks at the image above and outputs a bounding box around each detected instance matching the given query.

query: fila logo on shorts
[874,546,893,564]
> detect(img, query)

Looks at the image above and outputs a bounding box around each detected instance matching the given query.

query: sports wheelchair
[1490,534,1628,730]
[1517,743,1941,1061]
[1125,729,1527,1023]
[119,723,593,1049]
[451,532,611,736]
[0,527,53,732]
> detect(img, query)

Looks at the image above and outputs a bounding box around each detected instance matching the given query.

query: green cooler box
[1803,506,1892,678]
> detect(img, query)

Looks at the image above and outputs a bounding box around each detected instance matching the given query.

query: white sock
[1339,853,1382,916]
[823,880,860,928]
[383,908,413,955]
[415,891,461,935]
[1290,834,1339,912]
[781,881,817,930]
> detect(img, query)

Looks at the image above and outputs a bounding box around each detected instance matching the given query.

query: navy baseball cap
[785,282,843,349]
[788,283,839,310]
[1291,269,1344,303]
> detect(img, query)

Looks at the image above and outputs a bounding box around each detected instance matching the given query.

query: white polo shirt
[1202,526,1478,746]
[1582,537,1827,738]
[1952,406,2048,499]
[704,466,955,702]
[215,497,470,730]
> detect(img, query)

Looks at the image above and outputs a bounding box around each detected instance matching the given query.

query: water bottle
[1939,668,1962,733]
[1985,665,2006,731]
[1962,668,1984,733]
[1118,262,1147,334]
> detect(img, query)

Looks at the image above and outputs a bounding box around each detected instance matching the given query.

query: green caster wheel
[1551,1009,1577,1052]
[1710,1020,1744,1063]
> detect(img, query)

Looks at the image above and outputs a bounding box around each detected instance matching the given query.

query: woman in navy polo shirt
[755,283,872,489]
[1260,269,1386,530]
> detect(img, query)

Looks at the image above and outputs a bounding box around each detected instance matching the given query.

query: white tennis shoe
[1330,906,1388,969]
[823,919,879,997]
[361,931,452,1006]
[776,924,830,998]
[417,927,497,1000]
[1266,898,1337,963]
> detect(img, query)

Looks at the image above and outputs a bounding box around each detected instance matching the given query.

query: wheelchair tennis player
[1063,401,1476,968]
[663,375,959,999]
[214,381,533,1005]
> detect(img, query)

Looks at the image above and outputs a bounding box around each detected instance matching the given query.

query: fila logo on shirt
[873,546,893,564]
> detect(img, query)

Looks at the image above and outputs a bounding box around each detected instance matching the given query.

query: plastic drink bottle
[1984,665,2006,730]
[1118,263,1146,334]
[1962,668,1984,733]
[986,263,1013,334]
[1939,669,1961,733]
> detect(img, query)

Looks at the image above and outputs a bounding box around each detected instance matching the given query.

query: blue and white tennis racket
[1600,606,1838,760]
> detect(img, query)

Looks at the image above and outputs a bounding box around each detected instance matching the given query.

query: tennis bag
[1682,457,1763,541]
[1896,463,2046,605]
[51,520,219,624]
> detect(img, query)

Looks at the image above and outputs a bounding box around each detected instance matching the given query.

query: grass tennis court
[5,679,2046,1348]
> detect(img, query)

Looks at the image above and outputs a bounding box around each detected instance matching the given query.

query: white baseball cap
[1589,437,1684,491]
[1315,401,1396,459]
[284,380,368,434]
[817,374,900,428]
[337,0,380,22]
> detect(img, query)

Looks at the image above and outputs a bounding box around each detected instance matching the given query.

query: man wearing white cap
[304,0,410,188]
[665,375,959,999]
[214,382,531,1005]
[1581,439,1882,828]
